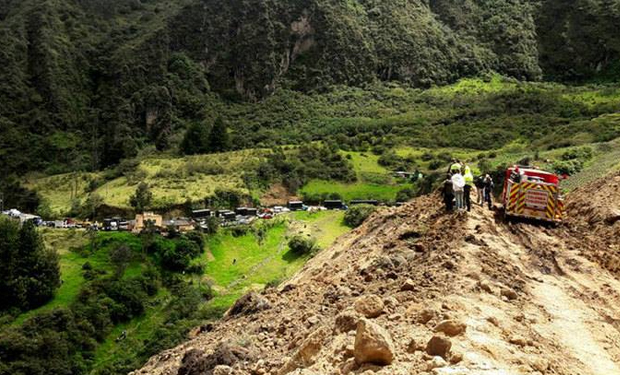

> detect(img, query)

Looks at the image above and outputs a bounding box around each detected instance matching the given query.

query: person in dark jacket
[442,174,454,212]
[475,175,485,206]
[483,174,494,210]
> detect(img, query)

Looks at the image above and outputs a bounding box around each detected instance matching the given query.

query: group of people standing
[442,159,494,212]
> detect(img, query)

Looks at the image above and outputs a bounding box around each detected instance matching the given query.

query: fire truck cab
[502,166,564,222]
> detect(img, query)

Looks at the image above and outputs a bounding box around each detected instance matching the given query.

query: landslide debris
[562,172,620,275]
[134,174,620,375]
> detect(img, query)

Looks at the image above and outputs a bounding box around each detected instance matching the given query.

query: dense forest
[1,0,620,181]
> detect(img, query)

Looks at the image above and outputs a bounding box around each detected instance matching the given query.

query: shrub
[561,147,593,161]
[343,204,377,228]
[396,187,415,202]
[184,231,204,250]
[552,159,583,175]
[288,235,318,256]
[421,151,434,161]
[428,159,443,170]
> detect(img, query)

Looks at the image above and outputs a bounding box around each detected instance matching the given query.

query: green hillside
[2,0,620,179]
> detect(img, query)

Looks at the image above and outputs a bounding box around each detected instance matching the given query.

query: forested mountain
[1,0,619,176]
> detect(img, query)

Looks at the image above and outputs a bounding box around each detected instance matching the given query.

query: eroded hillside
[133,172,620,375]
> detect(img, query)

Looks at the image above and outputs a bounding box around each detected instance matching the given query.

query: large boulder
[354,294,384,318]
[426,335,451,359]
[354,319,395,365]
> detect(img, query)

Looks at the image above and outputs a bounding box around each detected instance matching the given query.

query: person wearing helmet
[448,158,462,176]
[463,165,474,212]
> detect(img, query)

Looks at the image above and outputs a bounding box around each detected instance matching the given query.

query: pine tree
[208,117,231,153]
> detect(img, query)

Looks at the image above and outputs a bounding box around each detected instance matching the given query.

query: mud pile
[134,179,620,375]
[563,171,620,275]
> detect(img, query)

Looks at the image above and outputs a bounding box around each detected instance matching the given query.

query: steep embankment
[133,172,620,375]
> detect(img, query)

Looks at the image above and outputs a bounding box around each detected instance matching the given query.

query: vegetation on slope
[1,0,620,181]
[0,210,350,375]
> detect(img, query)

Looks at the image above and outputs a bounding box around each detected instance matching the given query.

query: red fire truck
[502,166,565,222]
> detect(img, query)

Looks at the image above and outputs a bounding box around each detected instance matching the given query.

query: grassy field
[203,210,350,308]
[27,149,265,213]
[300,180,411,202]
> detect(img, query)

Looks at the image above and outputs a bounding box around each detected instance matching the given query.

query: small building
[133,212,163,232]
[287,201,304,211]
[324,200,344,210]
[164,217,195,232]
[192,209,212,219]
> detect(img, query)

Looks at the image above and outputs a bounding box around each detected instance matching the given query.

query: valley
[1,0,620,374]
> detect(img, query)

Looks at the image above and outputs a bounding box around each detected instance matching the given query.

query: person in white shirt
[451,172,465,211]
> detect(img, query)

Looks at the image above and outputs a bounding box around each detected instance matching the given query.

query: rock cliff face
[133,173,620,375]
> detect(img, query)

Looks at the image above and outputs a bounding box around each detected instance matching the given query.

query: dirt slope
[133,174,620,375]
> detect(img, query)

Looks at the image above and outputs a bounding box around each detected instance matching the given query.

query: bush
[184,231,204,250]
[428,159,443,170]
[343,204,377,228]
[421,151,434,161]
[288,235,317,256]
[561,147,593,161]
[552,159,583,175]
[396,187,415,202]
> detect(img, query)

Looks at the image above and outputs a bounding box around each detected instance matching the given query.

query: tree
[180,122,209,155]
[208,117,231,153]
[83,193,104,219]
[0,219,60,311]
[110,244,132,277]
[129,182,153,212]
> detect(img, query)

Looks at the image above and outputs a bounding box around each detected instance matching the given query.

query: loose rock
[335,311,358,333]
[427,356,448,370]
[434,319,467,336]
[426,335,452,359]
[450,352,464,364]
[509,336,527,347]
[354,319,395,365]
[401,278,416,291]
[355,295,384,318]
[501,288,518,301]
[213,365,233,375]
[415,308,436,324]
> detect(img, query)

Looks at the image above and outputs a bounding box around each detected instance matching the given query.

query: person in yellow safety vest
[463,166,474,212]
[448,158,462,175]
